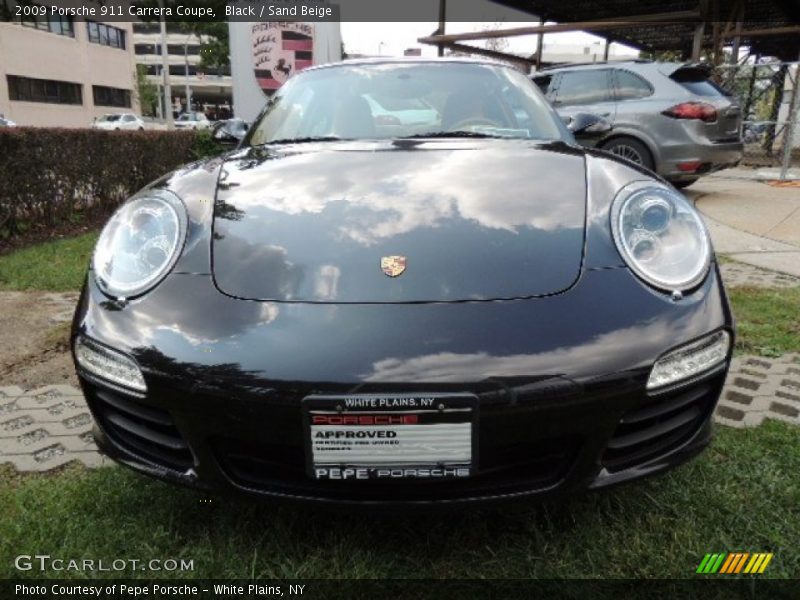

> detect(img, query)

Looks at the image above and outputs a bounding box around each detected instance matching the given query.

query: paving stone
[1,452,110,472]
[0,398,19,416]
[719,261,800,288]
[1,415,35,432]
[3,433,95,455]
[0,384,103,471]
[715,353,800,428]
[0,386,26,398]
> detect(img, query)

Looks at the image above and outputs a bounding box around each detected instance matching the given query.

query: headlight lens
[93,190,187,298]
[611,182,710,291]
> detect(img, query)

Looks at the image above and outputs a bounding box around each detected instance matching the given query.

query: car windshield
[101,115,121,122]
[246,62,565,145]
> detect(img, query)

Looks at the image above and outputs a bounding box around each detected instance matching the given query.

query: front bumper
[73,265,733,506]
[81,368,723,506]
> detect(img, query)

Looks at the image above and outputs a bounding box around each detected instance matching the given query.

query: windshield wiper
[398,131,509,140]
[261,136,348,145]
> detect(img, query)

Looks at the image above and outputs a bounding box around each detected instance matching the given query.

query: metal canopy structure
[419,0,800,64]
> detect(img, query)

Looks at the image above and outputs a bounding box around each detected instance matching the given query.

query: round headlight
[611,182,710,291]
[93,190,187,298]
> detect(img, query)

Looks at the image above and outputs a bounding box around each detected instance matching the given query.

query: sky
[340,22,640,60]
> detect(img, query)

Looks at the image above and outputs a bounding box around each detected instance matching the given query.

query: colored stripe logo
[696,553,773,574]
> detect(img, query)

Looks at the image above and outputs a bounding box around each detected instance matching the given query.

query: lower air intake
[602,375,723,473]
[87,386,193,472]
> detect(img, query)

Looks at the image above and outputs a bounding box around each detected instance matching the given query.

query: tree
[482,23,509,55]
[131,0,230,74]
[135,64,159,117]
[182,21,230,75]
[639,49,684,62]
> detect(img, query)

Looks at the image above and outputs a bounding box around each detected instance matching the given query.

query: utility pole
[534,15,544,71]
[184,34,192,113]
[780,55,800,181]
[437,0,446,57]
[158,0,173,128]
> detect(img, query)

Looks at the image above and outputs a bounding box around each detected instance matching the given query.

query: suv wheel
[601,137,655,172]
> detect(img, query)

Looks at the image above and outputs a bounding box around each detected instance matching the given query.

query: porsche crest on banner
[251,22,314,92]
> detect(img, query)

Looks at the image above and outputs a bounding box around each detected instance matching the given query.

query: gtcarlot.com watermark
[15,554,194,573]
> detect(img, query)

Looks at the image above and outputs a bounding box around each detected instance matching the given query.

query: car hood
[212,139,587,303]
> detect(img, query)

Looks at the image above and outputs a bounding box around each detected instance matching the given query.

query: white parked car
[0,116,16,127]
[174,112,211,130]
[93,113,145,131]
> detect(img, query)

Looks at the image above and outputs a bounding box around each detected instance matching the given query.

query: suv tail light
[662,102,717,123]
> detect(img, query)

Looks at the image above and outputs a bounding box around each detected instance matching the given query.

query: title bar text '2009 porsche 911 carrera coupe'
[72,58,733,506]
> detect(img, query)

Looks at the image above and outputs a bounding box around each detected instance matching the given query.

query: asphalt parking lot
[1,168,798,474]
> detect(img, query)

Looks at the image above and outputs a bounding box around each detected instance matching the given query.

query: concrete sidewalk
[687,169,800,276]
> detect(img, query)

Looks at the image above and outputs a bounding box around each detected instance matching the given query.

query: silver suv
[533,61,743,188]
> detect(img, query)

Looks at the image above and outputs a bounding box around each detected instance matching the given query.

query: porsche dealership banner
[251,22,315,90]
[230,20,342,122]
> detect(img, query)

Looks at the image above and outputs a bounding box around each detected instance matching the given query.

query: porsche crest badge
[381,256,407,278]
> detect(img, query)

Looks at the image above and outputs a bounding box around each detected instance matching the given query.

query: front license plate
[302,394,478,481]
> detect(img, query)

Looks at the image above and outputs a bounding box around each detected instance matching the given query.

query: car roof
[303,56,515,74]
[534,60,685,76]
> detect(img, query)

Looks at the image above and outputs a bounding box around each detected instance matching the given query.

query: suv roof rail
[533,58,653,73]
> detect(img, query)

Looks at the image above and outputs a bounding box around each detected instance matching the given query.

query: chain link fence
[714,60,800,178]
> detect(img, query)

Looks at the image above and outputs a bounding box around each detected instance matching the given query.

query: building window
[132,22,182,35]
[92,85,132,108]
[169,64,199,77]
[135,43,161,55]
[86,21,126,50]
[135,43,201,57]
[4,0,75,37]
[7,75,83,105]
[167,44,201,56]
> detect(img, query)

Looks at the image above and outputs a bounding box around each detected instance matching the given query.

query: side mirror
[564,112,612,139]
[213,122,248,147]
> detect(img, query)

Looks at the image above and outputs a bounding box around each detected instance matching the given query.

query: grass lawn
[728,286,800,357]
[0,232,97,291]
[0,421,797,580]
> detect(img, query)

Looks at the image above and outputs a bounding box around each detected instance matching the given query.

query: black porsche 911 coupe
[72,58,734,506]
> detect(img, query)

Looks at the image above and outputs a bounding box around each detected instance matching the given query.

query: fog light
[647,331,730,390]
[74,336,146,392]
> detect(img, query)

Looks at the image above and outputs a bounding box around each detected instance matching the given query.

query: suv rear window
[670,68,731,97]
[614,69,653,100]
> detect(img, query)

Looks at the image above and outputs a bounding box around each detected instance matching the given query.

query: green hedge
[0,128,220,242]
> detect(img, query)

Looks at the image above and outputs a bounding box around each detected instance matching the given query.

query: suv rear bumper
[659,139,743,182]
